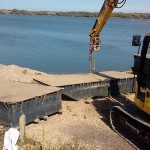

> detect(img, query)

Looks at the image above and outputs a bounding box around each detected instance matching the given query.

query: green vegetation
[112,12,150,19]
[0,127,92,150]
[22,69,28,74]
[0,127,5,150]
[0,9,150,19]
[18,139,90,150]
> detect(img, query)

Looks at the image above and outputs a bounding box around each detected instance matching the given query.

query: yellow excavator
[90,0,150,143]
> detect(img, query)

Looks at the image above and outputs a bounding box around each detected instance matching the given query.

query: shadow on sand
[92,95,150,150]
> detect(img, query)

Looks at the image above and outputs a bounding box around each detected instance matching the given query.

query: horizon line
[0,8,150,14]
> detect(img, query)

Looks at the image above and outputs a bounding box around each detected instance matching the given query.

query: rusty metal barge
[0,71,135,127]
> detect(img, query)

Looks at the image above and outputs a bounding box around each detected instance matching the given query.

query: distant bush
[0,9,150,19]
[112,12,150,19]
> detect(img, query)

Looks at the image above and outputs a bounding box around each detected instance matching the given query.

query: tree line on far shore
[0,9,150,19]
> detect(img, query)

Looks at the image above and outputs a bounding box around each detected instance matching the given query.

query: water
[0,14,149,73]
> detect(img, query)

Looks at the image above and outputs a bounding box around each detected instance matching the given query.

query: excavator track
[110,104,150,148]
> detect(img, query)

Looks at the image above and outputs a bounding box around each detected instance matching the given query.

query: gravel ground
[26,99,135,150]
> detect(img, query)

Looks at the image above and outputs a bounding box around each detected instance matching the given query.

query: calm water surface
[0,14,149,73]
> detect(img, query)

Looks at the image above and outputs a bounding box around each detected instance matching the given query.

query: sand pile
[0,64,46,83]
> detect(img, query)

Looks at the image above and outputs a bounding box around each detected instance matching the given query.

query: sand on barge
[34,71,135,100]
[0,80,62,127]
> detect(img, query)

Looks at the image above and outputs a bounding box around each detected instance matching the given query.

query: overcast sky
[0,0,150,12]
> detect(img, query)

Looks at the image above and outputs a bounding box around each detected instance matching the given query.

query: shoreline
[0,9,150,19]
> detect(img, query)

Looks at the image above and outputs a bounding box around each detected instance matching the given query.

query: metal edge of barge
[34,71,135,100]
[0,80,62,127]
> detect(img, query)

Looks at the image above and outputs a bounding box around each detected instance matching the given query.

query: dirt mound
[0,64,46,83]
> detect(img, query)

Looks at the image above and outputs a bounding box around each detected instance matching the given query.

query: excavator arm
[89,0,126,71]
[89,0,118,52]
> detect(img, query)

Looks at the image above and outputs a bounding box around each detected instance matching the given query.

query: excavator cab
[110,33,150,143]
[133,33,150,114]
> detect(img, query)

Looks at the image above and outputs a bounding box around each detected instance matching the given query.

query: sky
[0,0,150,13]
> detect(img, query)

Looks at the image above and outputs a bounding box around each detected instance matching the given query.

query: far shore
[0,9,150,19]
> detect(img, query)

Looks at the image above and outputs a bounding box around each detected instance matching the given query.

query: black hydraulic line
[116,0,126,8]
[117,0,125,4]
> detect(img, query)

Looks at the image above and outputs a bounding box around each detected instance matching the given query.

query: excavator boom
[89,0,127,71]
[89,0,118,52]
